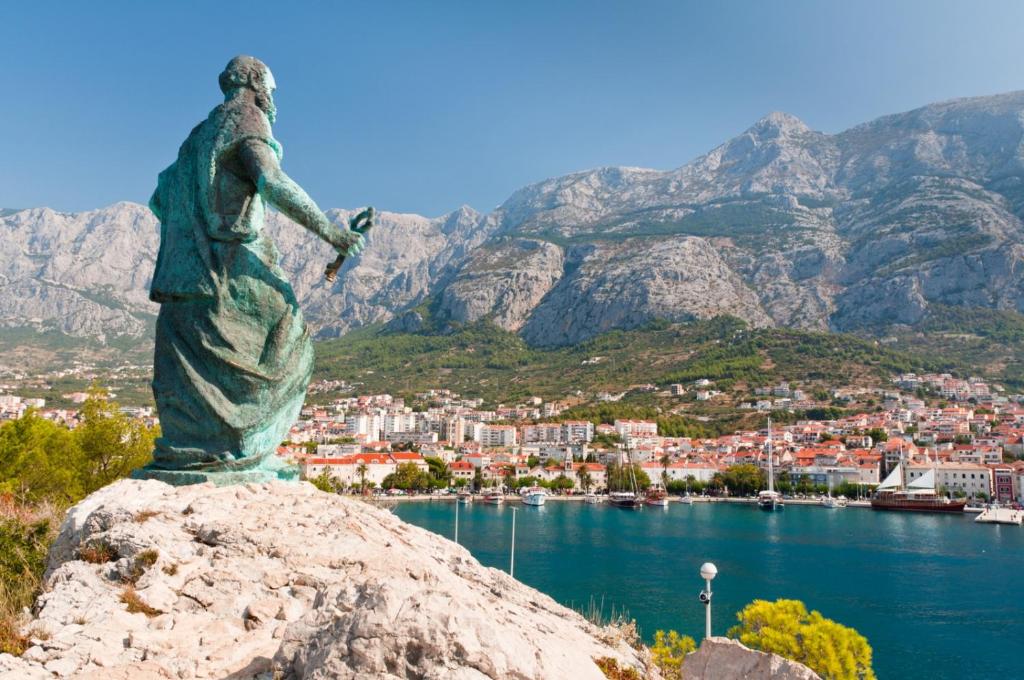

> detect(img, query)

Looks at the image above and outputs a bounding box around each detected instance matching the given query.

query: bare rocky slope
[0,480,821,679]
[0,480,657,679]
[4,91,1024,348]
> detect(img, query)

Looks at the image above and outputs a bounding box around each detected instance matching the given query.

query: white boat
[482,488,504,505]
[678,494,694,505]
[821,477,848,509]
[758,418,784,512]
[457,490,472,504]
[822,494,848,509]
[584,492,602,504]
[522,487,548,506]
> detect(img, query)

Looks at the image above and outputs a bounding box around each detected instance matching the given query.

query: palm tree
[503,466,516,493]
[660,454,671,489]
[577,465,593,494]
[356,462,369,495]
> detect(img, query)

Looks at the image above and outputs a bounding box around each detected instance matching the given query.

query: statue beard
[256,91,277,124]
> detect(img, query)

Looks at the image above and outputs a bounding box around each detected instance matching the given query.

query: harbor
[396,498,1024,680]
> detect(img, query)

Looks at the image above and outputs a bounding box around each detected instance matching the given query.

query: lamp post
[509,506,517,578]
[699,562,717,640]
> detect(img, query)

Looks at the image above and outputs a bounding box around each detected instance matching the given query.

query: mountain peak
[749,111,811,137]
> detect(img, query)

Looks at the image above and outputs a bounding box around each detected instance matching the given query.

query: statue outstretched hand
[325,207,374,282]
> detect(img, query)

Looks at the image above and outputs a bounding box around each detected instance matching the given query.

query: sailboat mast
[898,440,905,492]
[624,443,637,494]
[767,417,775,494]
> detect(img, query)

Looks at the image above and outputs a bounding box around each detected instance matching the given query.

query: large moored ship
[871,463,966,513]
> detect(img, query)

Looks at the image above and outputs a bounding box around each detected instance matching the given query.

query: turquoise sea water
[394,500,1024,679]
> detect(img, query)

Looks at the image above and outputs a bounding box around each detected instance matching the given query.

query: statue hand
[331,228,365,258]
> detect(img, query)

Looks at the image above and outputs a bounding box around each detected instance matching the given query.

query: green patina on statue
[133,56,370,485]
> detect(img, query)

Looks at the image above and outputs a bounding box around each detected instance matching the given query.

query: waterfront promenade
[379,492,878,508]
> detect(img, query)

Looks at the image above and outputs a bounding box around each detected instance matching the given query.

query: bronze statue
[135,56,370,485]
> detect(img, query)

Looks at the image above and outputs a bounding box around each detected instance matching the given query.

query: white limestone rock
[439,238,565,332]
[520,237,772,347]
[682,637,822,680]
[0,480,656,680]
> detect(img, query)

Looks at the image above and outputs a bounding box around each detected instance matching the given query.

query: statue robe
[146,97,313,473]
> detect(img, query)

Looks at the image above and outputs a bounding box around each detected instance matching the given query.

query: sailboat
[609,446,642,510]
[677,475,694,504]
[758,417,784,511]
[645,482,669,507]
[871,451,966,513]
[821,475,848,509]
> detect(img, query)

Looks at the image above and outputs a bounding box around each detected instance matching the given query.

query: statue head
[219,55,277,123]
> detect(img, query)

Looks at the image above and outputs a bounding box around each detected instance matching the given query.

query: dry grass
[0,611,29,656]
[161,563,178,576]
[26,625,50,641]
[133,510,159,523]
[119,586,162,617]
[0,498,63,655]
[78,540,117,564]
[123,548,159,585]
[594,657,642,680]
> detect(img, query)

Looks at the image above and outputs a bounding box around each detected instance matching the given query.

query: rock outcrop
[0,480,656,679]
[682,637,822,680]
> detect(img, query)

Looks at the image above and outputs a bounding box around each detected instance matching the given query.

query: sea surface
[394,500,1024,679]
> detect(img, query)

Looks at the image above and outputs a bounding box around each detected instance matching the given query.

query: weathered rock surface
[682,637,822,680]
[0,480,656,679]
[520,237,772,346]
[5,91,1024,349]
[439,239,565,332]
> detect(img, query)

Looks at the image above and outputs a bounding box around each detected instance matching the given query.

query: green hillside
[313,317,961,405]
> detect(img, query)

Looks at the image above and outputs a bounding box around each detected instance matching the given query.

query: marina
[396,498,1024,680]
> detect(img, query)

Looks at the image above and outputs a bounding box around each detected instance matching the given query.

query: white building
[614,419,658,438]
[479,424,518,448]
[907,463,992,498]
[345,413,383,440]
[300,453,395,488]
[524,423,563,443]
[561,420,594,443]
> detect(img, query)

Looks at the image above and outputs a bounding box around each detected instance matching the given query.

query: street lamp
[509,506,517,578]
[699,562,717,640]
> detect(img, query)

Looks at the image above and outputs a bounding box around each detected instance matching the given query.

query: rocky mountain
[0,202,491,346]
[4,91,1024,349]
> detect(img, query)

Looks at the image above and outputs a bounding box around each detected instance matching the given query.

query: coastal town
[5,369,1024,507]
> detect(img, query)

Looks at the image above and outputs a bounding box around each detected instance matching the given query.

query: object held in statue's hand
[325,207,374,282]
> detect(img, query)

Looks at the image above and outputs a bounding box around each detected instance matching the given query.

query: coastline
[376,493,880,508]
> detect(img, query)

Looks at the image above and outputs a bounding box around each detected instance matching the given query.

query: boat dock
[974,507,1024,526]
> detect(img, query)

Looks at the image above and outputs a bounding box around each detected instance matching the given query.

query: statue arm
[239,139,362,253]
[149,187,163,222]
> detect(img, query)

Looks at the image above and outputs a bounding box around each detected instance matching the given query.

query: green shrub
[650,629,696,676]
[728,599,875,680]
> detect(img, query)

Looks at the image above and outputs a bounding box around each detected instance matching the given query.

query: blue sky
[2,0,1023,216]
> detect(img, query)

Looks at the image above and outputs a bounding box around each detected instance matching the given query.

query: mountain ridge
[4,89,1024,352]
